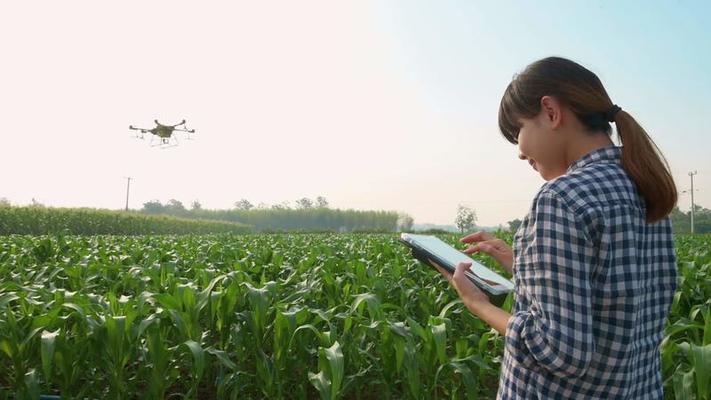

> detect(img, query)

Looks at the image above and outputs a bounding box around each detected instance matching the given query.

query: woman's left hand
[430,259,491,307]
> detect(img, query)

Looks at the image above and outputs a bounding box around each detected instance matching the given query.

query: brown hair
[498,56,677,223]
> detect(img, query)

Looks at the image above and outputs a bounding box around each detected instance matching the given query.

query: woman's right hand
[459,231,514,275]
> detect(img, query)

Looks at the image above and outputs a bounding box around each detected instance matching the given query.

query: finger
[478,242,495,254]
[454,262,472,278]
[459,231,494,244]
[461,244,480,255]
[430,259,452,281]
[462,241,497,255]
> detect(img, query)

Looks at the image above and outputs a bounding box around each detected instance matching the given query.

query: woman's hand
[431,260,490,307]
[431,259,511,335]
[459,231,514,275]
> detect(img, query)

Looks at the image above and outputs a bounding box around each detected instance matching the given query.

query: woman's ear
[540,96,563,129]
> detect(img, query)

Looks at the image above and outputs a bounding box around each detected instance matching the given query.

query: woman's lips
[529,160,537,171]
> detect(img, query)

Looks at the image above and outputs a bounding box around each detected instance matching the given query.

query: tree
[316,196,329,208]
[30,198,45,208]
[257,202,270,209]
[669,205,711,234]
[397,213,414,232]
[507,218,522,232]
[295,197,314,209]
[0,197,10,207]
[271,201,291,210]
[142,200,164,214]
[454,205,477,234]
[234,199,254,210]
[191,200,203,211]
[165,199,186,214]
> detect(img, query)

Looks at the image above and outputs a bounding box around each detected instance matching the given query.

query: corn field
[0,207,251,236]
[0,233,709,399]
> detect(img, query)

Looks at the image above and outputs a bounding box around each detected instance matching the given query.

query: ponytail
[613,110,677,223]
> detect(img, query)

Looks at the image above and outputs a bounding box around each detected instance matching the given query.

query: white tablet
[399,233,514,305]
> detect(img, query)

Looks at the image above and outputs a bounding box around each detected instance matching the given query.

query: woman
[435,56,678,399]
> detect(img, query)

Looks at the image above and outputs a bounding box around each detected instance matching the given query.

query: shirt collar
[566,145,621,174]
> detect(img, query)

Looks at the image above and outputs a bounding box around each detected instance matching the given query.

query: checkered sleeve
[506,189,596,378]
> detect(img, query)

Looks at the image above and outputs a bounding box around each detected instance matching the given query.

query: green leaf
[449,361,477,400]
[703,306,711,346]
[206,347,237,371]
[41,329,60,381]
[184,340,205,382]
[690,343,711,399]
[0,293,19,309]
[24,369,41,399]
[308,371,331,400]
[324,341,344,400]
[431,323,447,364]
[350,293,381,320]
[673,367,695,400]
[137,313,160,338]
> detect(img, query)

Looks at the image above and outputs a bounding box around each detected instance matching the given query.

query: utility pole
[688,171,697,234]
[124,177,132,211]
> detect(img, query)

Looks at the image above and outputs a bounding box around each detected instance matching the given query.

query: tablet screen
[402,234,514,290]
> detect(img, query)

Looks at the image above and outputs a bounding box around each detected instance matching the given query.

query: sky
[1,1,709,227]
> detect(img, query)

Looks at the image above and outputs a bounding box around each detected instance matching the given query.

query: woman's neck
[564,132,615,168]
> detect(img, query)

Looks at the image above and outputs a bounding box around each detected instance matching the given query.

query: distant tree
[165,199,186,214]
[455,205,477,234]
[257,202,270,209]
[694,205,711,215]
[295,197,314,209]
[670,205,711,234]
[316,196,329,208]
[234,199,254,210]
[30,198,45,208]
[271,201,291,210]
[397,213,414,232]
[0,197,10,207]
[507,218,522,232]
[191,200,203,211]
[142,200,164,214]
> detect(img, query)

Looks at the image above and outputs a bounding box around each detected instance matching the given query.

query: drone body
[129,119,196,148]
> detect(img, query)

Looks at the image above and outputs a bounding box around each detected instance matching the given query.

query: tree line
[140,197,414,232]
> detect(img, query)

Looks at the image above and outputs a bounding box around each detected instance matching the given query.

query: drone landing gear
[150,136,179,149]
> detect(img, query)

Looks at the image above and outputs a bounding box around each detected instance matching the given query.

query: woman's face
[516,111,568,181]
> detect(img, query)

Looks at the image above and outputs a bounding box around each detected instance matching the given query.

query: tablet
[399,233,514,306]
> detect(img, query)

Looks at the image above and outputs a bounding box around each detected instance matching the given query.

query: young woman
[434,57,678,399]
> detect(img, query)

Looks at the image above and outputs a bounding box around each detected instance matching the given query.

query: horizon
[2,1,709,227]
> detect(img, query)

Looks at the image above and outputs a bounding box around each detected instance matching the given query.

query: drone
[129,119,196,148]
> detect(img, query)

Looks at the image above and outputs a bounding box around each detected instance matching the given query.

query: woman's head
[499,57,615,145]
[498,56,677,223]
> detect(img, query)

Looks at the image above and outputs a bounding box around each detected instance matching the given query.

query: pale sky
[1,1,709,227]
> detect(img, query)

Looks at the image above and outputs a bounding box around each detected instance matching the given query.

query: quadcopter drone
[129,119,196,148]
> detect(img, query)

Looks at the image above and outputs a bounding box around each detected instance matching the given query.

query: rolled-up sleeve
[506,190,596,379]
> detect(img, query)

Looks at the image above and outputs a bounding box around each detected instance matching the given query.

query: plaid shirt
[497,146,677,399]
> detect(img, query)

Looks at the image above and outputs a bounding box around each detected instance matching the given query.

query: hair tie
[605,104,621,122]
